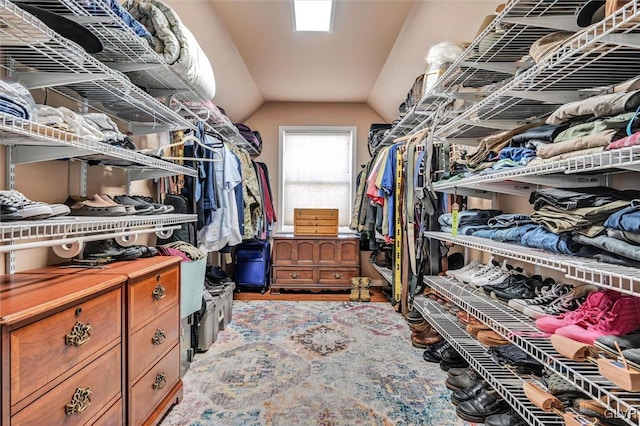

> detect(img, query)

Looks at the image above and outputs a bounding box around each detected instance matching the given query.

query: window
[279,126,356,232]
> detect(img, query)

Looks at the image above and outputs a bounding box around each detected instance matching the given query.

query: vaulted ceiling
[166,0,499,123]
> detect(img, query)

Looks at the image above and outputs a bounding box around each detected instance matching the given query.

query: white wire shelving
[425,231,640,298]
[373,0,588,151]
[422,276,640,426]
[0,213,196,252]
[437,1,640,139]
[0,1,195,135]
[371,262,393,284]
[4,0,260,155]
[413,296,564,426]
[0,114,197,179]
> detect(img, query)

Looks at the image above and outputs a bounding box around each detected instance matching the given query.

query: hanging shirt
[198,145,242,252]
[380,143,400,237]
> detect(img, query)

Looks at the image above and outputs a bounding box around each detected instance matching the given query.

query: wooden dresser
[1,273,126,425]
[271,234,360,294]
[11,256,183,425]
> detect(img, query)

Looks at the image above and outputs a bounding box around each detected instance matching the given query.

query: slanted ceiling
[166,0,499,123]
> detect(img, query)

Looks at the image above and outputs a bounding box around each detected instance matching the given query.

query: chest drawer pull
[153,373,167,390]
[65,387,92,415]
[152,328,166,345]
[290,273,299,279]
[65,321,92,346]
[152,283,166,301]
[333,273,343,279]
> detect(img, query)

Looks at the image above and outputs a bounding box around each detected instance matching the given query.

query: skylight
[293,0,334,32]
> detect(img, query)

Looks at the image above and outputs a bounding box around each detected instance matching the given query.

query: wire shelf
[0,113,198,177]
[413,296,564,426]
[0,1,194,133]
[0,213,196,245]
[371,262,393,284]
[439,2,640,138]
[423,276,640,425]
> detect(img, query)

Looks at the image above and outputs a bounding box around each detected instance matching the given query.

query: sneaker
[490,276,548,302]
[482,272,532,295]
[130,195,170,214]
[66,195,127,217]
[470,267,511,288]
[446,260,481,280]
[509,284,573,313]
[535,290,622,333]
[113,195,155,215]
[523,285,597,319]
[0,190,54,219]
[98,194,136,215]
[457,261,499,284]
[83,239,142,261]
[555,296,640,344]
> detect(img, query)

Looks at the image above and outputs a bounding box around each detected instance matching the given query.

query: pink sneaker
[555,296,640,344]
[535,290,621,333]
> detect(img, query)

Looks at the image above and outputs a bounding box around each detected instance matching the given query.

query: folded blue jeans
[572,233,640,262]
[488,214,534,229]
[604,201,640,233]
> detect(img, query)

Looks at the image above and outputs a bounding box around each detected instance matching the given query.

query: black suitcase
[234,239,270,293]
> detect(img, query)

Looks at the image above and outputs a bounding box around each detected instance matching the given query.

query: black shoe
[445,368,481,391]
[447,367,470,377]
[484,410,527,426]
[450,380,488,405]
[440,347,465,364]
[482,273,529,295]
[113,195,155,215]
[422,340,451,363]
[83,239,142,261]
[131,195,172,214]
[490,277,545,302]
[440,358,469,371]
[455,389,510,423]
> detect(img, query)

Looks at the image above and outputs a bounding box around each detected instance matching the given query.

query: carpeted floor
[161,301,468,426]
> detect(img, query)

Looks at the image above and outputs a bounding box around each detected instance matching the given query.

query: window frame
[278,125,358,234]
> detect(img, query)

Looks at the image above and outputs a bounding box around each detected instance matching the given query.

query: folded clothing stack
[438,209,502,235]
[0,79,36,120]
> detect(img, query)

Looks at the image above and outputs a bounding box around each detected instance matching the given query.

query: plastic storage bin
[180,257,206,319]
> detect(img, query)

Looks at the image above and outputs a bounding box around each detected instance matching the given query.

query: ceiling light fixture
[292,0,334,32]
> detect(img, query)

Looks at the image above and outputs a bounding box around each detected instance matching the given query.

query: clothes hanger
[158,134,222,162]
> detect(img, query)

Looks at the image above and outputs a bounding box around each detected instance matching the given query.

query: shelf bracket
[505,90,584,104]
[459,61,517,75]
[14,72,111,89]
[12,146,94,164]
[458,119,528,130]
[501,15,581,32]
[591,33,640,49]
[102,62,164,73]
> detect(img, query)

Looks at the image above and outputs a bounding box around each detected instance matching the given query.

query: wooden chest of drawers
[271,234,360,293]
[1,273,126,426]
[294,208,339,236]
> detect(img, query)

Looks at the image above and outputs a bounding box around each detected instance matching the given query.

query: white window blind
[280,127,355,230]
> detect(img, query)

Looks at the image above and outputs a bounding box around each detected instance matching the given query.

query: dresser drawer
[317,268,359,285]
[12,345,121,425]
[130,304,180,381]
[272,267,314,284]
[10,288,122,405]
[130,344,180,426]
[93,399,123,426]
[129,266,179,330]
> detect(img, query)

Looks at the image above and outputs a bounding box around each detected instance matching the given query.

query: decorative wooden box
[293,208,338,236]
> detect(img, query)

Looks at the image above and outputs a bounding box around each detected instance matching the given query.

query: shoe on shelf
[509,283,573,313]
[470,267,512,288]
[99,194,136,215]
[484,409,528,426]
[422,340,451,363]
[523,285,597,319]
[456,260,499,284]
[455,388,510,423]
[450,380,488,405]
[440,358,469,371]
[0,190,55,220]
[113,195,155,215]
[445,367,481,391]
[66,194,127,217]
[477,330,510,346]
[490,276,549,302]
[466,317,490,337]
[594,332,640,357]
[407,309,424,323]
[130,195,172,214]
[447,367,470,378]
[535,290,622,333]
[412,329,442,348]
[83,239,142,261]
[481,272,531,296]
[446,260,481,280]
[409,321,431,333]
[555,296,640,345]
[574,399,629,426]
[0,203,21,221]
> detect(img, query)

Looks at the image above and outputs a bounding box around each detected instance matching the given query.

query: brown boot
[409,321,431,333]
[412,329,443,348]
[359,277,371,302]
[349,277,360,302]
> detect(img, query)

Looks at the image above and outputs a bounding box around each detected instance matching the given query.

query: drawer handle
[65,321,92,347]
[65,387,92,415]
[153,373,167,390]
[333,273,343,279]
[290,273,299,279]
[152,329,166,345]
[152,283,166,301]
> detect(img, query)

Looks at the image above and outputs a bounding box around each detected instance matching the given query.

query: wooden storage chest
[293,208,339,236]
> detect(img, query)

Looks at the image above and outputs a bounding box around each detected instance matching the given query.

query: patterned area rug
[162,301,468,426]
